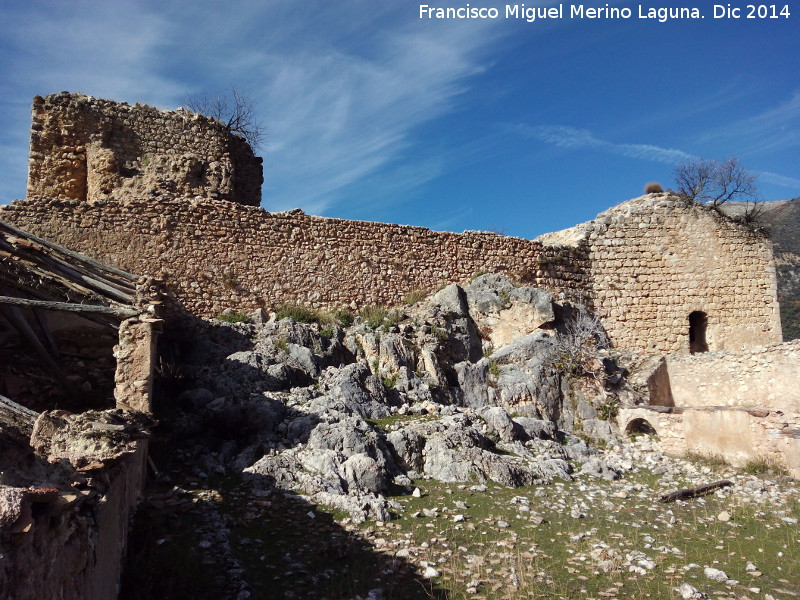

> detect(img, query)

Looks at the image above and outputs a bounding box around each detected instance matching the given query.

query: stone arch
[688,310,709,354]
[625,417,657,436]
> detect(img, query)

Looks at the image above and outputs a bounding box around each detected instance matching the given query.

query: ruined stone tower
[27,92,264,206]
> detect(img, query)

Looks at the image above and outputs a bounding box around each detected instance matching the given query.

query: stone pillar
[113,318,158,412]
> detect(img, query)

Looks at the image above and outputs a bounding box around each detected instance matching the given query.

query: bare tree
[673,157,759,207]
[183,87,265,150]
[548,304,608,378]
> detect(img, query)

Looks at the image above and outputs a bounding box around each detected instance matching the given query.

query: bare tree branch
[183,86,265,150]
[673,157,758,207]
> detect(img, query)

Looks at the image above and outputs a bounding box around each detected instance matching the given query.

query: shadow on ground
[120,317,450,600]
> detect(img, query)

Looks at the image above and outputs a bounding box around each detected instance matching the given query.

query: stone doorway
[689,311,709,354]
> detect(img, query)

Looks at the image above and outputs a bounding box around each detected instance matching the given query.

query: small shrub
[333,308,355,327]
[359,305,388,329]
[403,288,429,306]
[320,327,334,339]
[469,270,487,283]
[275,337,289,353]
[275,304,321,324]
[382,373,398,390]
[547,305,608,378]
[499,289,511,308]
[216,310,250,323]
[595,395,620,421]
[488,360,500,378]
[643,181,663,194]
[431,326,449,344]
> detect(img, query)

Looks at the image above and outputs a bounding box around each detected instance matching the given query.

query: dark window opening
[689,311,708,354]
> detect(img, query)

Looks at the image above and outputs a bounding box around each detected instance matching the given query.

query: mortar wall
[0,196,591,318]
[582,197,782,353]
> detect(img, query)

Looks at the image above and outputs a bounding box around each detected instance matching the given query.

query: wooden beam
[658,480,733,503]
[0,304,74,394]
[0,296,139,318]
[0,221,138,282]
[0,393,39,435]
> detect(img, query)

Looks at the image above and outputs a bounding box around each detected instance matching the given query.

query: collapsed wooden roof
[1,220,162,400]
[0,220,145,326]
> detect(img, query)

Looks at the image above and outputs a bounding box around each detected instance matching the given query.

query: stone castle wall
[0,196,591,319]
[539,196,782,353]
[9,94,784,353]
[27,92,263,206]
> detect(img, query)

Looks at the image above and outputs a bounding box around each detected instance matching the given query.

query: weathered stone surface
[26,92,262,206]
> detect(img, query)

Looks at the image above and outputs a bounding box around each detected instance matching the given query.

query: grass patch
[488,360,500,378]
[683,451,730,469]
[369,466,800,600]
[743,455,789,477]
[403,288,430,306]
[275,337,288,353]
[215,310,250,323]
[333,308,355,327]
[359,305,400,330]
[275,304,322,324]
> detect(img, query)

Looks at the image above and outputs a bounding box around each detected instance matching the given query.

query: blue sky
[0,1,798,238]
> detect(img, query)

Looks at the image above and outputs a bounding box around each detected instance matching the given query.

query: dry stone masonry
[27,92,263,206]
[538,196,782,353]
[0,195,590,322]
[9,92,783,355]
[0,193,780,355]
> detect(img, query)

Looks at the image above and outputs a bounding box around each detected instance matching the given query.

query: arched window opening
[688,311,708,354]
[625,418,657,436]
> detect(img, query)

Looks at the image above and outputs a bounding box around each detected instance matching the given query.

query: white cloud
[518,124,696,164]
[520,123,800,193]
[697,91,800,155]
[0,1,503,211]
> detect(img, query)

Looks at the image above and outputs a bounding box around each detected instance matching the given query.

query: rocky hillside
[764,198,800,340]
[120,273,800,599]
[155,274,630,527]
[724,198,800,340]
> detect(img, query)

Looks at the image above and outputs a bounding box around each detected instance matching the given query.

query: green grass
[404,288,430,306]
[359,305,401,330]
[275,304,323,324]
[743,455,789,477]
[215,310,250,323]
[360,466,800,599]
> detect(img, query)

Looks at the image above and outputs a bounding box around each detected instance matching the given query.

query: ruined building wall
[0,435,148,600]
[540,195,782,353]
[10,94,784,352]
[666,341,800,411]
[619,340,800,477]
[0,196,590,318]
[27,92,263,206]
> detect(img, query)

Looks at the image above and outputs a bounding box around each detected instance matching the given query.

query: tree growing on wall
[183,87,265,150]
[673,157,758,207]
